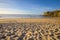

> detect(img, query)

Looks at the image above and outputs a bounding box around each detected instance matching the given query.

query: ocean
[0,14,46,18]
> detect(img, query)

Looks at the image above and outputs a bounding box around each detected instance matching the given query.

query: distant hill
[44,10,60,17]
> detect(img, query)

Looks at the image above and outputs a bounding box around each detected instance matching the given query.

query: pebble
[0,23,60,40]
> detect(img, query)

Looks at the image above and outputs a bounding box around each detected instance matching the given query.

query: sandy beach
[0,18,60,40]
[0,18,60,23]
[0,0,60,40]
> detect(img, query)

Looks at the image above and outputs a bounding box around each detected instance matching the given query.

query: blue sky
[0,0,60,15]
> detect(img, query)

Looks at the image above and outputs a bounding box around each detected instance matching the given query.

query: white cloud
[0,0,54,15]
[0,0,32,14]
[0,8,33,14]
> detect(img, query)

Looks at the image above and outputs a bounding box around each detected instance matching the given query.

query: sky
[0,0,60,15]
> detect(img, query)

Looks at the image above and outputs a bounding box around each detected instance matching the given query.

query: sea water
[0,14,49,18]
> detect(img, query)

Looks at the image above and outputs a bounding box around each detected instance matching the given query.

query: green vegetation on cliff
[44,10,60,17]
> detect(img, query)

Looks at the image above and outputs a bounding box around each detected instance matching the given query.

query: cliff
[44,10,60,17]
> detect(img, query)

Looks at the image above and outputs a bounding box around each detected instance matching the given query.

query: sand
[0,18,60,40]
[0,18,60,23]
